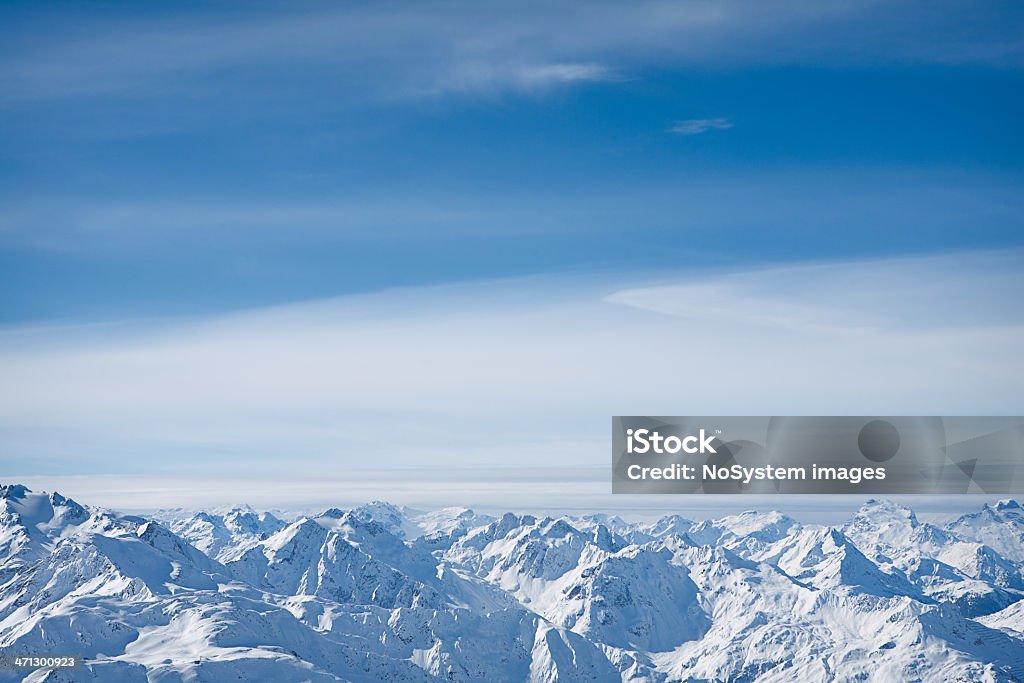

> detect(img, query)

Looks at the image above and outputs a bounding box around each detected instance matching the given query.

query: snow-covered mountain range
[3,484,1024,682]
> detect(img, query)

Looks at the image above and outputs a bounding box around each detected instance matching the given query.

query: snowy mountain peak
[0,483,30,500]
[350,500,404,519]
[855,497,919,525]
[223,506,283,536]
[267,516,328,552]
[644,513,693,538]
[0,485,90,542]
[845,498,923,549]
[687,509,798,551]
[946,499,1024,564]
[540,518,578,539]
[345,500,421,539]
[411,506,493,538]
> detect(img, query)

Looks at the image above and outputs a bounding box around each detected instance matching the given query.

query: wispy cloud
[1,1,1021,105]
[670,117,733,135]
[416,61,614,97]
[0,8,618,103]
[1,251,1021,487]
[6,169,1019,254]
[517,63,611,85]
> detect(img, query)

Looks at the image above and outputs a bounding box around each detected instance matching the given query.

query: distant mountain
[844,499,1024,616]
[169,506,285,562]
[3,484,1024,681]
[946,500,1024,563]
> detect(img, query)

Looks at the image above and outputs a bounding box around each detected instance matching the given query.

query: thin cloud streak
[670,118,733,135]
[5,169,1022,253]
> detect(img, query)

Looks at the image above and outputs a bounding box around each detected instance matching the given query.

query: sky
[1,1,1023,514]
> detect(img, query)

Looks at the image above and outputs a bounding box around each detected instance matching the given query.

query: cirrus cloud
[670,117,734,135]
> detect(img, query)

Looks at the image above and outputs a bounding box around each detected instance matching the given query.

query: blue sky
[1,1,1023,511]
[1,1,1022,321]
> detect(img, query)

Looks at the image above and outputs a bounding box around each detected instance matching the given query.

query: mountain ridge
[2,485,1024,682]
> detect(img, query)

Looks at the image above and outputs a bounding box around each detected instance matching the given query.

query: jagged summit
[0,483,30,499]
